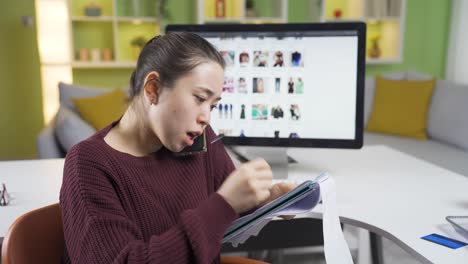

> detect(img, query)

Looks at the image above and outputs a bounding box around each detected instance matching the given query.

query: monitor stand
[228,146,297,179]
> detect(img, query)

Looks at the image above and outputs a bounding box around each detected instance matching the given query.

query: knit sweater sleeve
[205,127,236,191]
[60,143,237,264]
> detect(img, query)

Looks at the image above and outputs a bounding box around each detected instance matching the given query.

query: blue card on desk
[421,233,467,249]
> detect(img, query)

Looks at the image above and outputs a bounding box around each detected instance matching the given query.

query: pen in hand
[210,134,224,144]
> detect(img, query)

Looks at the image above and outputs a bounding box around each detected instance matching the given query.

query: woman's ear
[143,71,161,105]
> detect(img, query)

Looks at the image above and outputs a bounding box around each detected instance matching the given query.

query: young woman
[60,32,294,264]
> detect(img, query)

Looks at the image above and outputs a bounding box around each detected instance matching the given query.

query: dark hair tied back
[128,32,225,99]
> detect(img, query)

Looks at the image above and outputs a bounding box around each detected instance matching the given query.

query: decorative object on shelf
[91,48,101,61]
[84,2,102,17]
[245,0,258,18]
[215,0,226,18]
[369,34,382,58]
[131,36,147,60]
[101,48,112,61]
[333,8,342,19]
[79,48,90,61]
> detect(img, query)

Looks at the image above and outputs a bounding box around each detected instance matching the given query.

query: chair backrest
[220,256,269,264]
[0,203,268,264]
[1,203,64,264]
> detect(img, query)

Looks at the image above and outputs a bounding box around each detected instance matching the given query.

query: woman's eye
[195,95,206,103]
[210,105,217,111]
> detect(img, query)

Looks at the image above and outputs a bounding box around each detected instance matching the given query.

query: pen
[210,134,224,144]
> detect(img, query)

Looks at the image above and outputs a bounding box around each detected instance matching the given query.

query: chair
[1,203,64,264]
[220,256,269,264]
[1,203,268,264]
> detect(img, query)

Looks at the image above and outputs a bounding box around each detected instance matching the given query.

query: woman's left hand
[261,182,298,220]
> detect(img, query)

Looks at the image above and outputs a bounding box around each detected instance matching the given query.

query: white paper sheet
[321,175,354,264]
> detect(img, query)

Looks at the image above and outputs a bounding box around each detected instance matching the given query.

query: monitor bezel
[166,23,365,149]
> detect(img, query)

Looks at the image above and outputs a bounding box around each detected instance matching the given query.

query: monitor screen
[167,23,365,149]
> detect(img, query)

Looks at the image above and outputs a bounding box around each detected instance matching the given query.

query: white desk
[0,159,64,235]
[1,146,467,263]
[285,145,468,264]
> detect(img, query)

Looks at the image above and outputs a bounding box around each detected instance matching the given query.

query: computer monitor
[167,23,366,177]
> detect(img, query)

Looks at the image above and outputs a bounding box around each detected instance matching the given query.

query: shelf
[366,19,401,61]
[116,22,158,61]
[73,21,113,50]
[198,0,287,24]
[324,18,363,23]
[243,17,285,23]
[70,0,113,17]
[69,0,160,69]
[204,18,243,23]
[366,16,400,22]
[324,0,363,20]
[72,61,136,68]
[205,17,286,24]
[325,16,400,23]
[366,58,402,64]
[322,0,405,64]
[71,16,158,23]
[116,16,158,23]
[72,16,113,22]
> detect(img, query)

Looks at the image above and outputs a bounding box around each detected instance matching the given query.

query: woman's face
[148,61,224,152]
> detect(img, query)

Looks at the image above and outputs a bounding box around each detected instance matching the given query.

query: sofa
[363,71,468,177]
[37,73,468,177]
[36,82,116,159]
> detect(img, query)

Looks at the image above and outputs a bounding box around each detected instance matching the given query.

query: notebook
[223,175,323,243]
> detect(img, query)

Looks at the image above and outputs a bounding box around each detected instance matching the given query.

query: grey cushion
[59,82,112,112]
[427,79,468,151]
[36,121,64,159]
[54,105,96,152]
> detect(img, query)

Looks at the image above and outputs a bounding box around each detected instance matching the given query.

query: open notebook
[223,173,326,246]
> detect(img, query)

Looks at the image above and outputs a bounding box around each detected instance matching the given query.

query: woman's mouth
[185,132,199,146]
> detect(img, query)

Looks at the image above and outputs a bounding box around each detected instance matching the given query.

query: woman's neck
[105,107,163,157]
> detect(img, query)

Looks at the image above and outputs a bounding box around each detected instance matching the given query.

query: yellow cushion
[72,89,127,130]
[366,76,435,139]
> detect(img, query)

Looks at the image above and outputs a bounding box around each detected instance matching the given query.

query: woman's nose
[197,108,210,126]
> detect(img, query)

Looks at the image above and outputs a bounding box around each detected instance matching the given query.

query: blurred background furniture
[37,72,468,179]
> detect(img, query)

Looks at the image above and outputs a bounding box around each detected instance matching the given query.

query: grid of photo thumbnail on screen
[220,50,304,68]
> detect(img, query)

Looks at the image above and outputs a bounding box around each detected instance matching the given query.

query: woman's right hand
[217,158,273,214]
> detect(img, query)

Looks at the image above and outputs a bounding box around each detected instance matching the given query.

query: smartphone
[173,131,207,156]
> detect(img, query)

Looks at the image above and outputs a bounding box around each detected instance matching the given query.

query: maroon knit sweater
[60,121,238,263]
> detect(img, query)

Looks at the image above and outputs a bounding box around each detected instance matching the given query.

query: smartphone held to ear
[174,132,207,156]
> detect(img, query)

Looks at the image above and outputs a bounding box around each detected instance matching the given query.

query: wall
[445,0,468,85]
[366,0,452,78]
[0,0,453,160]
[0,0,43,160]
